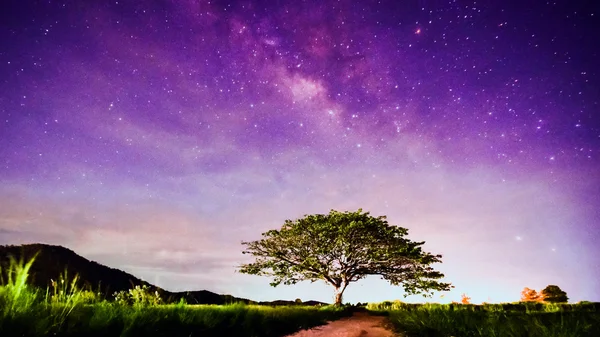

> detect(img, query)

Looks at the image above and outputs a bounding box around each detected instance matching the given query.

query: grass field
[0,255,351,337]
[368,300,600,337]
[3,255,600,337]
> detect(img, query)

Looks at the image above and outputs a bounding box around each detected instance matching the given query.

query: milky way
[1,0,599,303]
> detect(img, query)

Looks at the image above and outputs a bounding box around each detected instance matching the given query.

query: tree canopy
[238,209,452,305]
[520,287,542,302]
[540,285,568,303]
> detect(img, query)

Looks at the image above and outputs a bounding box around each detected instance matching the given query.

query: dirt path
[284,312,401,337]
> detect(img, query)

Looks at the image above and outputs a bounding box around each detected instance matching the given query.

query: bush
[113,285,162,307]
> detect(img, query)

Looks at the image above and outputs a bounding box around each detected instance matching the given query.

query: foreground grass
[368,301,600,337]
[0,254,351,337]
[1,301,351,337]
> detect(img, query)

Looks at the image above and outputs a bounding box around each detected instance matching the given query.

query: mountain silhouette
[0,243,251,305]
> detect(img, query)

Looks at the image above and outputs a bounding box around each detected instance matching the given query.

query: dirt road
[284,312,401,337]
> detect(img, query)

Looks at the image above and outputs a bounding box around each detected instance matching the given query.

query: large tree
[540,285,568,303]
[239,209,452,305]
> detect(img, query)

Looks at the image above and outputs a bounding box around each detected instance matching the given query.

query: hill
[0,243,251,305]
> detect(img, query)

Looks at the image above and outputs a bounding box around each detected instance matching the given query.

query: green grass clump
[367,301,600,337]
[0,254,40,316]
[0,254,351,337]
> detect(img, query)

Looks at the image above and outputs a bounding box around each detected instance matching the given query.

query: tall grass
[368,301,600,337]
[0,254,41,318]
[0,254,351,337]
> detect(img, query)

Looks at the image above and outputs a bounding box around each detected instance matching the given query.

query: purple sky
[1,0,599,304]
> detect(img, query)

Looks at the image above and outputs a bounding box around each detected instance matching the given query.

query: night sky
[1,0,599,304]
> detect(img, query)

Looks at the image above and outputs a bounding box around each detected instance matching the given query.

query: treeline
[368,300,600,312]
[456,284,571,305]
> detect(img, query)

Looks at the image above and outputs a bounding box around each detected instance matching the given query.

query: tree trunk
[333,283,348,306]
[334,289,343,306]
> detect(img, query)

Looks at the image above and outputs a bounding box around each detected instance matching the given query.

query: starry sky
[1,0,599,304]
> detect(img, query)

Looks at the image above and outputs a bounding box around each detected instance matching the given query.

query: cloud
[0,185,242,289]
[0,138,594,301]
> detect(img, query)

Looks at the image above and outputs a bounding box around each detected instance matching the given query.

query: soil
[284,312,402,337]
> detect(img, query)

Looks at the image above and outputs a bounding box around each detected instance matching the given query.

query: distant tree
[460,293,471,304]
[239,209,453,305]
[294,298,302,304]
[540,285,568,303]
[520,287,542,302]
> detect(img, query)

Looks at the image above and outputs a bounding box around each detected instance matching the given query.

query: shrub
[113,285,162,307]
